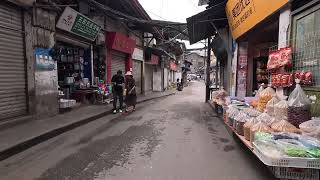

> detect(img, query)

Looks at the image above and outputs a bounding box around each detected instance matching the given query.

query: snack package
[266,95,279,117]
[250,122,273,143]
[299,119,320,139]
[304,71,313,85]
[288,80,312,127]
[256,112,275,126]
[274,96,289,120]
[267,51,280,70]
[279,47,292,67]
[271,120,301,134]
[244,118,258,140]
[242,108,262,117]
[257,86,276,112]
[255,84,265,98]
[254,139,285,158]
[276,139,311,158]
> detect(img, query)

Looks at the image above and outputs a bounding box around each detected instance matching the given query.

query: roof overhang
[186,1,228,44]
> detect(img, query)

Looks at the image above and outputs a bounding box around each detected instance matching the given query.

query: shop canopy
[186,1,228,44]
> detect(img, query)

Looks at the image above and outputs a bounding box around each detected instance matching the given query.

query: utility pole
[205,37,211,102]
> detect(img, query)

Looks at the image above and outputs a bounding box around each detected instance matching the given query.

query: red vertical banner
[106,49,112,84]
[237,42,248,97]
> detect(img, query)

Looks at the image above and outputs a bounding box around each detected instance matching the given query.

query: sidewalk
[0,90,175,161]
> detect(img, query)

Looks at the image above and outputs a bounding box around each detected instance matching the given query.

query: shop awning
[186,1,228,44]
[145,47,174,60]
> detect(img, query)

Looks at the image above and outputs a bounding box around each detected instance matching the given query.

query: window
[292,3,320,86]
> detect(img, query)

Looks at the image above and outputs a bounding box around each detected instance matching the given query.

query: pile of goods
[288,80,312,127]
[254,132,320,159]
[212,88,228,106]
[257,86,276,112]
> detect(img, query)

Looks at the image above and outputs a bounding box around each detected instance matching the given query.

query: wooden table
[72,89,97,104]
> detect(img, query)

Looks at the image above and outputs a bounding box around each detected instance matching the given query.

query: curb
[0,92,175,161]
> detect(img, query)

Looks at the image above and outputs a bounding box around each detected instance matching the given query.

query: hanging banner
[226,0,289,39]
[237,42,248,98]
[56,7,101,41]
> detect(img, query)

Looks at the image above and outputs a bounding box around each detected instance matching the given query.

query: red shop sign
[106,32,136,54]
[170,62,177,71]
[150,54,159,65]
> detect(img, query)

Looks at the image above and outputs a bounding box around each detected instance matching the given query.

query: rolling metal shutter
[0,3,27,121]
[111,51,126,78]
[144,64,153,92]
[133,60,142,94]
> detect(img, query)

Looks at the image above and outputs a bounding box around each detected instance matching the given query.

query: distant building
[184,52,205,75]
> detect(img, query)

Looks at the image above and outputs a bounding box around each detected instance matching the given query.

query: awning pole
[205,36,211,102]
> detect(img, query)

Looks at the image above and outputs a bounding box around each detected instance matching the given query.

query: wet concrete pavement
[0,81,276,180]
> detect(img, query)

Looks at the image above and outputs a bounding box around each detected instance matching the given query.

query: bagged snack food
[266,95,279,117]
[288,80,312,127]
[304,71,313,85]
[250,122,273,143]
[271,120,301,134]
[267,51,280,70]
[257,86,276,112]
[299,119,320,139]
[279,47,292,67]
[274,96,289,120]
[242,108,261,117]
[254,139,284,158]
[234,112,250,129]
[256,112,275,126]
[244,118,258,140]
[226,106,240,126]
[254,132,273,141]
[255,84,265,99]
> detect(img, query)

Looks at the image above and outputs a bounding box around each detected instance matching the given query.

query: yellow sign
[226,0,289,39]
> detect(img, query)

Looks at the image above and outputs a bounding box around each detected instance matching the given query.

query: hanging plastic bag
[255,83,265,99]
[299,118,320,139]
[288,79,312,127]
[257,86,276,112]
[274,96,289,121]
[266,95,279,117]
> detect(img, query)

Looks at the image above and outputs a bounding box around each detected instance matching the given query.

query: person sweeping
[125,71,137,112]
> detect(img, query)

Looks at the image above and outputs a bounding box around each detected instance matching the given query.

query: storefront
[55,6,101,108]
[225,0,289,96]
[0,2,27,120]
[132,48,144,94]
[170,61,178,84]
[106,32,135,83]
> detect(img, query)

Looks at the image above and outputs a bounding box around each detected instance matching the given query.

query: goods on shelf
[250,122,273,143]
[299,119,320,139]
[271,120,301,134]
[288,80,312,127]
[212,88,228,106]
[244,118,258,140]
[242,108,262,117]
[274,97,289,121]
[257,86,276,112]
[256,112,275,126]
[266,95,279,117]
[255,84,265,99]
[295,71,313,86]
[234,111,250,130]
[271,73,293,88]
[267,47,292,70]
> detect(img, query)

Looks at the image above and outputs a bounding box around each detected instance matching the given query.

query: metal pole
[205,37,211,102]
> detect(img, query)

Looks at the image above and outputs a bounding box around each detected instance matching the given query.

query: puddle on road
[223,145,235,152]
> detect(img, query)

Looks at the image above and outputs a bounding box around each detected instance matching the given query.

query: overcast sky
[138,0,206,49]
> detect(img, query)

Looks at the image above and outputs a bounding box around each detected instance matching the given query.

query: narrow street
[0,81,276,180]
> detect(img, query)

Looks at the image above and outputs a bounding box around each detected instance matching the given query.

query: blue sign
[35,48,55,71]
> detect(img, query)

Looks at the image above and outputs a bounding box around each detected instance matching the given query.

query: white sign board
[132,48,144,61]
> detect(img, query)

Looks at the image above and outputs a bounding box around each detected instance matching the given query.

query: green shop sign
[56,7,101,41]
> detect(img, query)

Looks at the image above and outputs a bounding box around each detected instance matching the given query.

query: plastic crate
[270,167,319,180]
[253,143,320,169]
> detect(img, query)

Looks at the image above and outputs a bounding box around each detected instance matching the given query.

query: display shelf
[223,121,253,150]
[253,143,320,169]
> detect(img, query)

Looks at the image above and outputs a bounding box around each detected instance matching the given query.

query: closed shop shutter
[133,60,142,94]
[144,64,153,92]
[0,3,27,121]
[111,51,126,78]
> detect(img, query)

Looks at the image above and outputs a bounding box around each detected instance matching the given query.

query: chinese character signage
[106,32,136,54]
[170,62,177,71]
[226,0,289,39]
[237,42,248,98]
[56,7,101,41]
